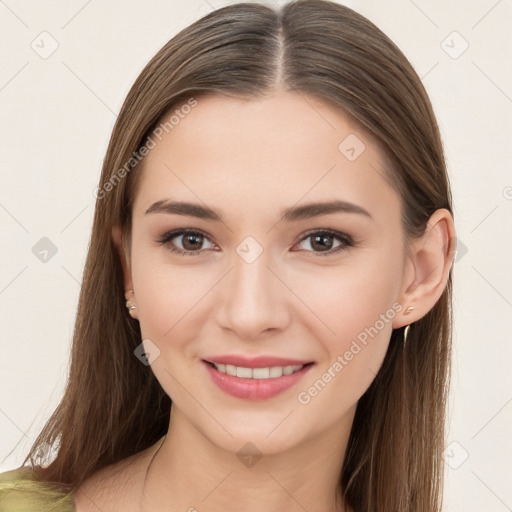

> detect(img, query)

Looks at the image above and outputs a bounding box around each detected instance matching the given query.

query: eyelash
[156,228,355,257]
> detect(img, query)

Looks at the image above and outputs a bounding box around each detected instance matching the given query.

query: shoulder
[0,467,75,511]
[74,462,129,512]
[74,445,156,512]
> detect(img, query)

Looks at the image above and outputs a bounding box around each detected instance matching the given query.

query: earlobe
[394,208,456,329]
[125,289,138,320]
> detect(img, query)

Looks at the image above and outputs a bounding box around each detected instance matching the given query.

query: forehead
[133,91,401,227]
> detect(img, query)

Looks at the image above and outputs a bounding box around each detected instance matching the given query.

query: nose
[215,249,292,340]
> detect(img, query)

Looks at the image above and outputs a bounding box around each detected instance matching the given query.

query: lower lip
[202,360,314,400]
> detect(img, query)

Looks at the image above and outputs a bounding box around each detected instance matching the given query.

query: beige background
[1,1,511,511]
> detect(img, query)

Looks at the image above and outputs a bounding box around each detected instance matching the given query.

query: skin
[76,89,455,512]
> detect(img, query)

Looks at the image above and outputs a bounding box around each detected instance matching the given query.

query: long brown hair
[20,1,454,510]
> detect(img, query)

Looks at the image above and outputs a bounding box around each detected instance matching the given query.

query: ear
[112,225,138,320]
[393,208,456,329]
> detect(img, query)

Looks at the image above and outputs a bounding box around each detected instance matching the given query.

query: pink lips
[201,355,315,400]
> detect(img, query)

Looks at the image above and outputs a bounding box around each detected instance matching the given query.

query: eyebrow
[145,199,372,222]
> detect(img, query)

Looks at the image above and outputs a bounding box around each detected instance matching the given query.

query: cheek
[286,250,401,342]
[133,263,216,339]
[292,274,399,425]
[132,243,218,346]
[289,252,401,394]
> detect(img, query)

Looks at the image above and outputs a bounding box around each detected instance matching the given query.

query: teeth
[211,363,305,379]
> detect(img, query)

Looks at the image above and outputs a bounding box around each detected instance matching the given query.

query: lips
[201,355,316,400]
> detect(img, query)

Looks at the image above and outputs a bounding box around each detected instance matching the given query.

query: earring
[403,305,414,344]
[125,290,136,311]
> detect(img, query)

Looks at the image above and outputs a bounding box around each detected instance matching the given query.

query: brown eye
[295,230,354,257]
[158,229,215,256]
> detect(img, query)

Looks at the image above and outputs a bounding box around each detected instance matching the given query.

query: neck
[140,405,355,512]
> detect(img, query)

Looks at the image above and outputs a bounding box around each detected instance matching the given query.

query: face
[125,90,407,454]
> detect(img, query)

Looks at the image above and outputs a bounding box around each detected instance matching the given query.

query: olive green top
[0,467,76,511]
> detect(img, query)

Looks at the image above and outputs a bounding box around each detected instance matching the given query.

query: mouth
[201,359,315,400]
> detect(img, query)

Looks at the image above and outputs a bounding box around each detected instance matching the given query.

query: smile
[202,360,315,400]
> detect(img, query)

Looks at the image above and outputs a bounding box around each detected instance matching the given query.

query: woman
[0,1,456,511]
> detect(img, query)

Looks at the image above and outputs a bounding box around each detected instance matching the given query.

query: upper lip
[203,355,314,368]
